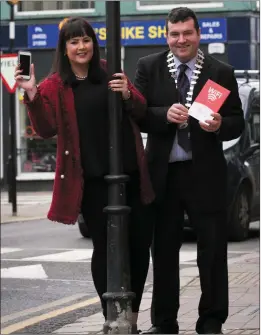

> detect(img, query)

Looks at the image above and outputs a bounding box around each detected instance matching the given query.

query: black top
[70,71,138,179]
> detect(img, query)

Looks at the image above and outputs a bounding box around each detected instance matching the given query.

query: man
[134,7,244,335]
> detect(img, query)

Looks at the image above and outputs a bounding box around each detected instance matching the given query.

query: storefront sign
[27,18,227,49]
[208,42,225,54]
[199,18,227,43]
[0,25,28,51]
[28,24,59,48]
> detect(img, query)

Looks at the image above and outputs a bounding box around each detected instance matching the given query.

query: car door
[246,90,260,214]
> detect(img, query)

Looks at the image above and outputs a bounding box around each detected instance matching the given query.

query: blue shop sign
[1,25,28,50]
[27,18,227,49]
[28,24,59,48]
[199,18,227,43]
[92,20,166,47]
[93,18,227,46]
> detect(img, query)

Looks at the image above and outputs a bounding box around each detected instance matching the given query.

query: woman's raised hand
[14,63,36,92]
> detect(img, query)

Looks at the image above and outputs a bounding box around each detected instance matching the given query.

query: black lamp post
[6,0,18,215]
[103,2,135,334]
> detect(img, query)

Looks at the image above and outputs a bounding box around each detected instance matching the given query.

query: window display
[17,89,57,176]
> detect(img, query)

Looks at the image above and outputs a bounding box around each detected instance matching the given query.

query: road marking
[1,248,22,254]
[1,258,93,263]
[1,264,48,279]
[22,249,93,262]
[2,250,197,264]
[1,293,89,323]
[2,278,94,283]
[1,296,100,334]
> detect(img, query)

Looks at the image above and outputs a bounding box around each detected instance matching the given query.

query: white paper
[188,101,214,124]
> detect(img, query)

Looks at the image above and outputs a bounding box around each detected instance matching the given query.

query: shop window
[16,1,95,15]
[0,81,3,179]
[17,89,56,177]
[136,0,224,10]
[250,92,260,144]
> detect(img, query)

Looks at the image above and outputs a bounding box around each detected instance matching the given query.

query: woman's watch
[122,89,131,101]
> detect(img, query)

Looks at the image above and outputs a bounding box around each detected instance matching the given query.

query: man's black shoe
[197,325,223,334]
[198,329,223,334]
[142,325,179,334]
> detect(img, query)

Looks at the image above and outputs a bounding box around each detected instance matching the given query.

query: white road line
[2,251,198,263]
[1,249,199,263]
[1,258,93,263]
[1,264,48,279]
[22,249,93,262]
[1,248,23,254]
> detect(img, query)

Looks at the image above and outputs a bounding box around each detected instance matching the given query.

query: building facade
[0,1,259,189]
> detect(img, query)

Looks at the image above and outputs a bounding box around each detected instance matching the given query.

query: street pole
[7,1,17,215]
[103,2,134,334]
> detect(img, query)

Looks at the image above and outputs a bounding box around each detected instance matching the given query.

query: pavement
[1,191,52,223]
[1,192,260,334]
[53,250,259,334]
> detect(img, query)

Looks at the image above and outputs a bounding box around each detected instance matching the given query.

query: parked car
[222,72,260,240]
[78,71,260,241]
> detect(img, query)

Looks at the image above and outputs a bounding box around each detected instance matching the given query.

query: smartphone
[109,75,121,82]
[18,51,32,80]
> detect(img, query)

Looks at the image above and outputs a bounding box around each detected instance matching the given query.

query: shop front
[0,14,258,190]
[16,89,56,182]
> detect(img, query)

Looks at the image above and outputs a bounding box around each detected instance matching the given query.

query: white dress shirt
[169,55,197,162]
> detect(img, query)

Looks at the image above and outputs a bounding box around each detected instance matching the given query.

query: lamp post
[103,2,134,334]
[6,0,19,215]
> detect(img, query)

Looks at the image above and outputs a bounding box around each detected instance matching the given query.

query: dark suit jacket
[134,50,245,211]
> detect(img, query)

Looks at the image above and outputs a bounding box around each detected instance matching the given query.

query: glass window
[17,89,57,176]
[0,80,3,179]
[250,92,260,144]
[17,1,95,13]
[137,0,224,9]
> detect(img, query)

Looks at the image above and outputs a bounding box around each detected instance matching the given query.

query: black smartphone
[109,75,121,82]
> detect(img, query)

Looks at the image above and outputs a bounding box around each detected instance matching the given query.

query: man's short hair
[166,7,200,32]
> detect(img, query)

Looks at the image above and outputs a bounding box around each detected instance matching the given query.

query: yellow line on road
[1,296,100,334]
[1,293,88,323]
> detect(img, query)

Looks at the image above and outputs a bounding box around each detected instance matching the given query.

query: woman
[14,17,154,333]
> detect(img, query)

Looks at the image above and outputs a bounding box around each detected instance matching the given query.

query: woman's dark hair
[166,7,200,33]
[50,17,103,84]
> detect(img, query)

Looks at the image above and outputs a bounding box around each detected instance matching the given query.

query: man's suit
[134,50,245,333]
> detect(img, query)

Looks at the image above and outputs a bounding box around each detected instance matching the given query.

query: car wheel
[229,186,251,241]
[78,214,91,238]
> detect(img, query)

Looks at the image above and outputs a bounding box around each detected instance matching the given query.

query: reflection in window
[17,1,94,12]
[137,0,223,8]
[139,0,208,4]
[18,90,57,174]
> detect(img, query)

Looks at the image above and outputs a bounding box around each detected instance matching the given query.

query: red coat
[24,63,155,224]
